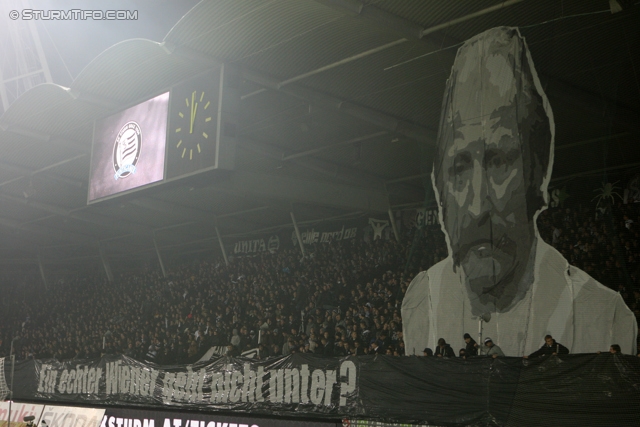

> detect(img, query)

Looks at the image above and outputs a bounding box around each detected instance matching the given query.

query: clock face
[166,69,221,180]
[174,89,214,160]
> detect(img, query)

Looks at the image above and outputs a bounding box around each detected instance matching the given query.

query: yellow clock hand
[189,91,196,134]
[193,101,199,131]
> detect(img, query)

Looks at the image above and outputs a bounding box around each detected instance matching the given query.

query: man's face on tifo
[437,47,538,314]
[441,106,532,305]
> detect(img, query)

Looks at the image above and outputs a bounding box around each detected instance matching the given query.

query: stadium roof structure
[0,0,638,274]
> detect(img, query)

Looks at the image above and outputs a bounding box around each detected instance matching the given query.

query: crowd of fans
[1,199,639,364]
[0,237,413,364]
[537,202,640,307]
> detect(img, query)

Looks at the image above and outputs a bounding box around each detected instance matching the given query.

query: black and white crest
[113,121,142,180]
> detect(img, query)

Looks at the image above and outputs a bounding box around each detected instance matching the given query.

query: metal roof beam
[68,89,121,110]
[240,67,436,143]
[419,0,525,37]
[153,221,197,233]
[221,210,365,239]
[550,161,640,183]
[314,0,424,40]
[0,210,92,245]
[0,192,154,238]
[217,205,271,219]
[386,173,431,184]
[282,131,387,161]
[544,79,640,133]
[314,0,523,45]
[275,39,408,88]
[315,1,639,136]
[239,102,310,135]
[238,137,385,187]
[161,42,222,70]
[132,199,272,236]
[212,170,389,213]
[555,132,630,150]
[130,198,212,223]
[0,123,87,151]
[0,154,87,188]
[0,160,84,188]
[163,43,435,142]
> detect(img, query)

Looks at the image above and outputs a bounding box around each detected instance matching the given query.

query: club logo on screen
[113,121,142,180]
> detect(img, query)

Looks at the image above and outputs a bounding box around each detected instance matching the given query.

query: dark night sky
[26,0,202,86]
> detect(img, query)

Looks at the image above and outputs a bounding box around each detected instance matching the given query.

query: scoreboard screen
[87,66,237,205]
[88,91,170,203]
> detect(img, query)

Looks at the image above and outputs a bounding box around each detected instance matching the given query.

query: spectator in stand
[353,341,365,355]
[1,199,638,365]
[463,333,478,356]
[370,340,384,355]
[226,344,240,357]
[230,329,241,348]
[482,338,504,358]
[597,344,622,355]
[524,335,569,359]
[435,338,455,358]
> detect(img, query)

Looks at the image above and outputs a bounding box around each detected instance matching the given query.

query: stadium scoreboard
[88,65,237,204]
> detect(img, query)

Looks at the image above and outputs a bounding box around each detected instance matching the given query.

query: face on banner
[434,29,549,314]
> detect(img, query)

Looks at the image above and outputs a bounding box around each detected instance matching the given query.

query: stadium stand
[2,199,639,363]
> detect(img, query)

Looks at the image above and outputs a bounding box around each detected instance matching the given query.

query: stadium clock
[166,69,221,180]
[173,89,215,161]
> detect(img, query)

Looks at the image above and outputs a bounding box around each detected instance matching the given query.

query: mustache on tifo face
[452,233,518,266]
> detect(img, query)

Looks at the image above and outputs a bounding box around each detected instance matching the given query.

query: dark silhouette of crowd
[0,237,412,364]
[1,198,639,364]
[537,202,640,307]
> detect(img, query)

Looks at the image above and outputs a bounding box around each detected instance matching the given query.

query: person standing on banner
[401,26,638,357]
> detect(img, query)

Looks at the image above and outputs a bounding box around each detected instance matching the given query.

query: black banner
[102,406,336,427]
[8,353,640,426]
[291,219,364,247]
[227,232,284,256]
[226,217,371,257]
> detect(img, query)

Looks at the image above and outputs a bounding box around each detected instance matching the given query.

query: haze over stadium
[0,1,639,426]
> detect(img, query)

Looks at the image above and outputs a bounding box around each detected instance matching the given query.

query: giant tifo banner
[401,26,638,357]
[6,353,640,427]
